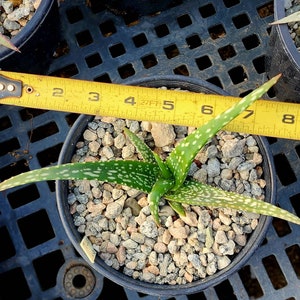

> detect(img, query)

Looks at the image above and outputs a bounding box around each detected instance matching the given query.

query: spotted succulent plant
[1,75,300,226]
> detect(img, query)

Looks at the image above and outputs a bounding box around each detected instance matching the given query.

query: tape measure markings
[0,71,299,140]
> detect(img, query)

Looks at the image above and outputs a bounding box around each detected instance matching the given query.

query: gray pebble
[207,158,221,177]
[7,7,30,21]
[3,19,20,30]
[215,230,228,244]
[140,219,158,238]
[83,129,97,141]
[221,139,245,158]
[2,1,13,14]
[105,202,123,219]
[217,256,231,270]
[123,239,138,249]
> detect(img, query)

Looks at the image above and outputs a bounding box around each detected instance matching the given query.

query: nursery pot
[56,75,276,296]
[0,0,59,74]
[266,0,300,102]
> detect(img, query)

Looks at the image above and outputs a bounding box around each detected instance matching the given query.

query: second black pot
[266,0,300,102]
[0,0,60,74]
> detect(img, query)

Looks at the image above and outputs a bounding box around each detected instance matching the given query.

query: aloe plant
[1,74,300,226]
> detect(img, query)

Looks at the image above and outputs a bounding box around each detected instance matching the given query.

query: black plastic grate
[1,0,300,299]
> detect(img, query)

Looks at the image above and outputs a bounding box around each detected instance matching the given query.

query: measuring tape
[0,71,299,140]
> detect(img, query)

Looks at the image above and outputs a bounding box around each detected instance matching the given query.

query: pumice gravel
[68,116,265,285]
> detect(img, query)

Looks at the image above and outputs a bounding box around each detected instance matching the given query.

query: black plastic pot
[97,0,174,16]
[56,75,276,296]
[0,0,59,74]
[266,0,300,102]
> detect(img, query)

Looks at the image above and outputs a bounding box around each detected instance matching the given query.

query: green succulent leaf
[168,201,186,217]
[0,161,160,193]
[165,179,300,225]
[166,75,282,191]
[148,177,175,225]
[153,152,173,179]
[124,128,157,164]
[0,32,20,52]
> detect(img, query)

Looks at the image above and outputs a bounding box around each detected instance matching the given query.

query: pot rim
[56,75,276,296]
[274,0,300,69]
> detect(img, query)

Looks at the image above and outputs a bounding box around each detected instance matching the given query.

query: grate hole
[50,64,79,78]
[208,24,226,40]
[186,34,202,49]
[0,116,12,130]
[65,113,79,127]
[173,65,189,76]
[177,14,192,28]
[238,265,264,298]
[109,42,126,58]
[154,24,169,38]
[266,85,276,98]
[223,0,240,8]
[100,277,128,299]
[33,250,65,291]
[218,44,236,60]
[214,279,237,300]
[66,6,83,24]
[0,268,31,299]
[88,0,105,14]
[85,53,102,68]
[242,34,260,50]
[0,226,16,262]
[290,193,300,217]
[18,209,55,249]
[0,138,20,156]
[94,73,112,83]
[232,13,250,28]
[132,33,148,47]
[206,76,223,89]
[272,218,291,237]
[164,44,180,59]
[266,136,278,144]
[99,20,117,37]
[274,153,297,186]
[118,63,135,79]
[196,55,212,70]
[239,89,252,97]
[262,255,287,289]
[29,122,59,143]
[228,65,248,84]
[285,244,300,278]
[123,14,139,27]
[7,184,40,209]
[0,159,30,182]
[141,54,158,69]
[187,291,206,300]
[199,3,216,18]
[75,30,93,47]
[19,108,48,121]
[73,274,87,288]
[37,143,62,167]
[53,40,70,59]
[257,2,273,18]
[253,55,266,74]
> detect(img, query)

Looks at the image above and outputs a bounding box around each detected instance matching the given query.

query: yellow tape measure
[0,71,299,140]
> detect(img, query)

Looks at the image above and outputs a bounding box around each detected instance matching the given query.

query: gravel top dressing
[67,116,265,285]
